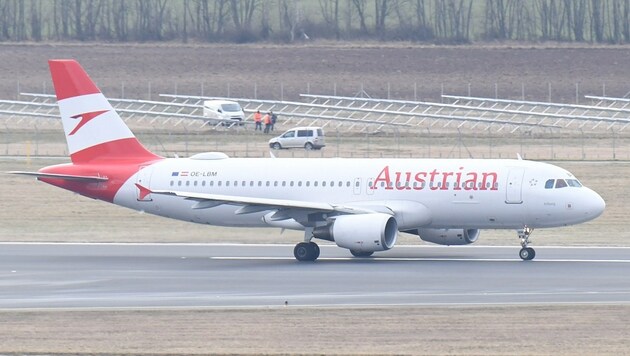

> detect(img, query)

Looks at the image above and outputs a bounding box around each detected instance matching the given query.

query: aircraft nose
[586,188,606,219]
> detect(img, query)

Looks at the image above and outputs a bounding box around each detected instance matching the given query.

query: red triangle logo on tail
[69,110,109,136]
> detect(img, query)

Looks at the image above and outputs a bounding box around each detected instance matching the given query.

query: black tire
[519,247,535,261]
[272,142,282,150]
[304,142,314,150]
[309,242,320,260]
[350,250,374,258]
[294,242,318,261]
[526,247,536,260]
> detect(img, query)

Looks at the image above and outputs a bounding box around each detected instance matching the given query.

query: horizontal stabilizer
[9,171,108,182]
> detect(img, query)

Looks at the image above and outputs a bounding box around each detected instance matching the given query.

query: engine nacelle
[313,213,398,252]
[417,228,480,246]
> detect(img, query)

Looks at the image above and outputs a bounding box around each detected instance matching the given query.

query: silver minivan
[268,127,325,150]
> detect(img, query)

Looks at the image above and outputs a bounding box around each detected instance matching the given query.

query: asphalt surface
[1,243,629,309]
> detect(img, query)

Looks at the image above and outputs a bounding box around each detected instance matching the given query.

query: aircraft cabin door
[136,165,153,201]
[505,168,525,204]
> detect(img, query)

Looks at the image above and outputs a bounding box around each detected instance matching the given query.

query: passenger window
[266,181,270,187]
[555,179,568,188]
[170,181,174,186]
[274,181,278,187]
[258,181,262,187]
[202,181,206,187]
[290,181,294,187]
[210,181,214,187]
[314,181,318,187]
[194,181,198,186]
[226,181,230,187]
[186,181,190,186]
[306,181,310,187]
[178,181,182,186]
[346,181,351,187]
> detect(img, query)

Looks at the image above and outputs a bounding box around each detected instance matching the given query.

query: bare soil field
[1,42,629,102]
[1,42,630,355]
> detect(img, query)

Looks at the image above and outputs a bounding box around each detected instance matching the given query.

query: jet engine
[417,228,480,245]
[313,213,398,252]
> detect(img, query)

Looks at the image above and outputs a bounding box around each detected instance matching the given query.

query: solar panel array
[1,91,629,134]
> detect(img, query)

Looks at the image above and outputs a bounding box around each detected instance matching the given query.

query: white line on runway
[1,242,629,249]
[211,256,630,263]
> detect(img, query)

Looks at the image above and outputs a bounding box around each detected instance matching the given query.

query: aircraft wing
[9,171,109,182]
[147,186,377,216]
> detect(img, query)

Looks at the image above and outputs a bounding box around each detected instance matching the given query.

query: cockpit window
[567,179,582,187]
[555,179,568,188]
[545,178,582,189]
[545,179,555,189]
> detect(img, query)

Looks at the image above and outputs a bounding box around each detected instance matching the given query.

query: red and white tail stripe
[49,60,159,164]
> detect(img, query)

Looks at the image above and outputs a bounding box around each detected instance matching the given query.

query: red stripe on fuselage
[38,160,160,203]
[41,139,162,202]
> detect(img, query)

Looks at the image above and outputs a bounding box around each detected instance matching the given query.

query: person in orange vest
[263,112,272,133]
[253,110,262,131]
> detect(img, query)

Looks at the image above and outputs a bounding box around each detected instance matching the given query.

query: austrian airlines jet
[12,60,605,261]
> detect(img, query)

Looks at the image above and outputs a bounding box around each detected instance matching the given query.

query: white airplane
[12,60,605,261]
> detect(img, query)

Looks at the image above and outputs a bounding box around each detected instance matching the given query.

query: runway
[1,243,630,309]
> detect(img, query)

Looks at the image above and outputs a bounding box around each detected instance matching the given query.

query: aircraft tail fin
[49,60,160,164]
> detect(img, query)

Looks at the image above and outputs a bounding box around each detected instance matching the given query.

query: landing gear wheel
[309,242,320,259]
[294,242,319,261]
[519,247,536,261]
[350,250,374,258]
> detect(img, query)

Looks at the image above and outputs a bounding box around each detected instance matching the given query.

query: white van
[203,100,245,126]
[269,127,325,150]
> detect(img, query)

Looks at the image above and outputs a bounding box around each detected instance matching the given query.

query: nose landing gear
[518,226,536,261]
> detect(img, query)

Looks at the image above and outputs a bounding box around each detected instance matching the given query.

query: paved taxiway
[1,243,629,309]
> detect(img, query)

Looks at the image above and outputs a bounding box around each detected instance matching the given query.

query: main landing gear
[293,241,320,262]
[294,228,320,262]
[518,226,536,261]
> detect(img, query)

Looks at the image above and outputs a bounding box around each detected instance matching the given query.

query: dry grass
[1,305,629,355]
